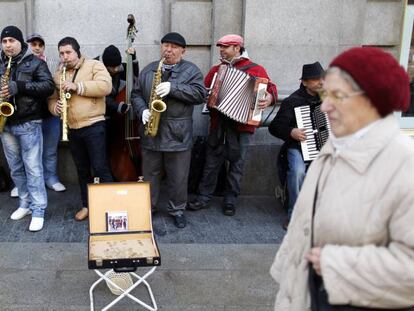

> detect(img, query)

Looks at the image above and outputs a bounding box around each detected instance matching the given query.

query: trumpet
[59,64,71,141]
[0,56,14,133]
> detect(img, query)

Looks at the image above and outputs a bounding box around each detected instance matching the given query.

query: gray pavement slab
[0,243,279,310]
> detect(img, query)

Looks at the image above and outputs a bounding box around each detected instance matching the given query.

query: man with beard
[188,34,277,217]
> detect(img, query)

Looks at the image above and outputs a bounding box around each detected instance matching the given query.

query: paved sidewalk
[0,243,279,311]
[0,185,285,310]
[0,185,287,244]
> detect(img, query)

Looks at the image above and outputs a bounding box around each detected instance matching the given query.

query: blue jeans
[68,121,113,207]
[286,148,306,219]
[197,132,252,206]
[1,120,47,217]
[42,116,61,187]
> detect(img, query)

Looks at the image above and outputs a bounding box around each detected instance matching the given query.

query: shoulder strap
[236,62,258,72]
[71,69,79,83]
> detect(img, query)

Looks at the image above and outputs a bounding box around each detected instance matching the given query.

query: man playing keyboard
[268,62,324,230]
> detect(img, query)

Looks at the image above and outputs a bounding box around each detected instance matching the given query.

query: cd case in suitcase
[88,181,161,270]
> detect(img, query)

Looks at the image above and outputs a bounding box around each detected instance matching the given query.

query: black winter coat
[0,48,55,125]
[268,84,320,150]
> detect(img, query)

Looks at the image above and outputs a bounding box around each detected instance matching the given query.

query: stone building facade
[0,0,407,195]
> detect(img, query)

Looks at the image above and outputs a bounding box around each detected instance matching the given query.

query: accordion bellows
[207,65,268,126]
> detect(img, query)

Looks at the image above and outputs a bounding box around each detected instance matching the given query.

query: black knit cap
[102,45,122,67]
[1,25,25,46]
[161,32,186,48]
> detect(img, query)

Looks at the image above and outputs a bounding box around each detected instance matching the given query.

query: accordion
[294,104,330,161]
[207,65,268,126]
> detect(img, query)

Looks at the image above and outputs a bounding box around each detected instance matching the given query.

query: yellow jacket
[48,57,112,129]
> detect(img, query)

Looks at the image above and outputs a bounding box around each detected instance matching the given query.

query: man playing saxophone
[131,32,207,228]
[48,37,113,221]
[0,25,55,232]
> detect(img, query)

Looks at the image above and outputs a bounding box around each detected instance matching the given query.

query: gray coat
[131,59,207,152]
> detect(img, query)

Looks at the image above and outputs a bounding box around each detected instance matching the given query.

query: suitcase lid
[88,182,152,234]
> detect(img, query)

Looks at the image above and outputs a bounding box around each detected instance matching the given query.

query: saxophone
[0,56,15,133]
[59,63,71,141]
[144,57,167,137]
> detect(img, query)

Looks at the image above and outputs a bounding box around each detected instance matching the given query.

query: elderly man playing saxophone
[131,32,206,229]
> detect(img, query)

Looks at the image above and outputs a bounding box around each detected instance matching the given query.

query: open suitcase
[87,180,160,310]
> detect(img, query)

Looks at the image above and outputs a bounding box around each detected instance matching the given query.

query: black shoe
[187,199,209,211]
[173,214,187,228]
[282,219,289,231]
[222,203,235,216]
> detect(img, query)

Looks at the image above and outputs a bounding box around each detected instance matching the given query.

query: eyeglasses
[318,89,364,103]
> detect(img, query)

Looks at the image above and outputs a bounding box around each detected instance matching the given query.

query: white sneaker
[10,187,18,198]
[10,207,31,220]
[29,217,44,232]
[50,182,66,192]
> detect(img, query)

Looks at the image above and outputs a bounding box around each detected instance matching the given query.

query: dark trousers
[309,268,414,311]
[197,132,251,206]
[68,121,113,207]
[141,148,191,216]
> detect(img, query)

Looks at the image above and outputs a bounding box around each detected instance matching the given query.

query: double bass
[108,14,142,181]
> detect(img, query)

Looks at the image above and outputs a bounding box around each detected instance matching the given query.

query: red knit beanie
[330,47,410,116]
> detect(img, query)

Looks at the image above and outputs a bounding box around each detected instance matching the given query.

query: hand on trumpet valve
[155,82,171,98]
[142,109,150,125]
[54,100,63,115]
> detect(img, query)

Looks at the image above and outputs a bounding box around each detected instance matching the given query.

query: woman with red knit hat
[270,47,414,311]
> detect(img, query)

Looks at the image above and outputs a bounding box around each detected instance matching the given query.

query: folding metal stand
[89,267,158,311]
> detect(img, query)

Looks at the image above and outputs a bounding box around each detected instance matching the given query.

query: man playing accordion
[268,62,324,230]
[189,34,277,216]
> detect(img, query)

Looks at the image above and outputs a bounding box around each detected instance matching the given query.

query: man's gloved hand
[142,109,151,125]
[117,102,130,114]
[155,82,171,98]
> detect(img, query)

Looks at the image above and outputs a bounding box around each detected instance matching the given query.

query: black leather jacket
[0,46,55,125]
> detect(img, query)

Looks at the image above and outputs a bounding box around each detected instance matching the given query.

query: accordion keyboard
[294,106,319,161]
